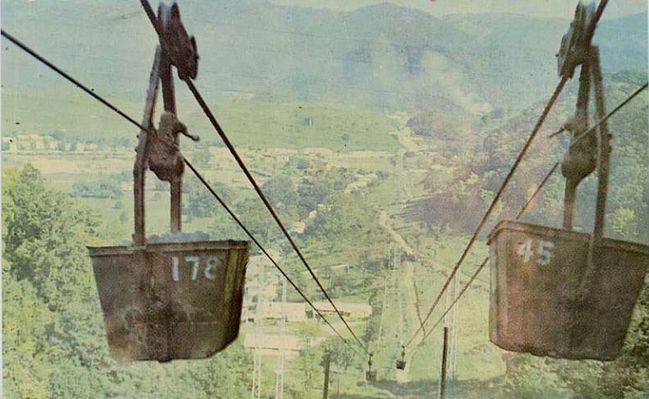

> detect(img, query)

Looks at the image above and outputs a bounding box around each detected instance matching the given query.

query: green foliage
[297,347,321,391]
[2,165,254,398]
[3,165,99,305]
[262,175,298,210]
[501,355,566,399]
[610,207,637,237]
[308,192,379,240]
[70,179,123,199]
[321,337,358,372]
[184,174,234,219]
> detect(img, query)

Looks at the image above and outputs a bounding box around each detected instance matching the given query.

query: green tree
[321,337,357,372]
[3,165,98,306]
[184,174,233,218]
[262,175,298,210]
[3,165,256,398]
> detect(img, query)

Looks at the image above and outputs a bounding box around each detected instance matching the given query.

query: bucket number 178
[170,255,222,282]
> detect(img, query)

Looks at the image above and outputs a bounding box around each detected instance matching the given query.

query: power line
[184,77,369,354]
[0,28,360,354]
[404,76,567,348]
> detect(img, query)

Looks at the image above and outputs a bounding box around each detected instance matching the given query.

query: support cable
[418,162,560,344]
[0,30,143,130]
[404,0,610,348]
[184,76,369,354]
[0,29,360,354]
[137,3,369,353]
[404,77,567,348]
[550,82,648,146]
[413,0,630,353]
[184,161,362,355]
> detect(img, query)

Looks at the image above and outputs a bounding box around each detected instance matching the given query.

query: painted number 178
[516,239,555,266]
[170,255,222,282]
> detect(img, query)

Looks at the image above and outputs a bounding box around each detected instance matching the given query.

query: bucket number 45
[516,239,555,266]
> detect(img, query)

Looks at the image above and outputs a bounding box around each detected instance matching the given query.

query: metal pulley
[488,1,649,361]
[556,1,596,79]
[88,2,250,362]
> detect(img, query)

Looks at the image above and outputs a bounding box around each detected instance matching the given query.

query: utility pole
[439,327,449,399]
[322,353,331,399]
[275,275,287,399]
[443,271,459,397]
[252,351,262,399]
[251,264,265,399]
[450,283,459,397]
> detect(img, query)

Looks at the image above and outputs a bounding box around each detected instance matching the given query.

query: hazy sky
[270,0,647,19]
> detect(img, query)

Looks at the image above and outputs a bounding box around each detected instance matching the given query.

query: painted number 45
[171,255,222,282]
[516,239,555,266]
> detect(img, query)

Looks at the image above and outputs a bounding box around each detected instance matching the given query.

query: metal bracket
[133,1,201,241]
[133,48,161,246]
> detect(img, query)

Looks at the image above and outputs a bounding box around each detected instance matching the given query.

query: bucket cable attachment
[139,0,369,355]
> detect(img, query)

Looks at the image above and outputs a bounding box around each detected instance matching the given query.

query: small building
[2,137,17,152]
[310,301,373,320]
[258,302,306,323]
[244,333,302,357]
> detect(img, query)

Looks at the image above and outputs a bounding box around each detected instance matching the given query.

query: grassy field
[3,89,401,152]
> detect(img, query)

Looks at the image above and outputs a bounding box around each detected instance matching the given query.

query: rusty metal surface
[488,220,649,360]
[133,48,161,245]
[159,3,199,81]
[135,1,201,236]
[146,112,186,184]
[141,1,199,82]
[561,61,593,230]
[88,240,250,362]
[556,2,595,79]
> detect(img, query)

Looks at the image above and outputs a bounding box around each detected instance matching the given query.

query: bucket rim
[88,239,250,257]
[488,220,649,255]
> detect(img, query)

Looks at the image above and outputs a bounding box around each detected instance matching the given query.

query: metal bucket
[488,220,649,360]
[88,239,250,362]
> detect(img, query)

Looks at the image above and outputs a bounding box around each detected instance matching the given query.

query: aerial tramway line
[3,0,649,390]
[489,1,649,361]
[88,2,251,362]
[2,0,366,363]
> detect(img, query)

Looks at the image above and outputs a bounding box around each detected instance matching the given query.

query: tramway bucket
[488,221,649,360]
[88,239,250,362]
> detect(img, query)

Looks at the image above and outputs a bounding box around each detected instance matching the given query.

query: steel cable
[1,29,359,353]
[404,77,567,348]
